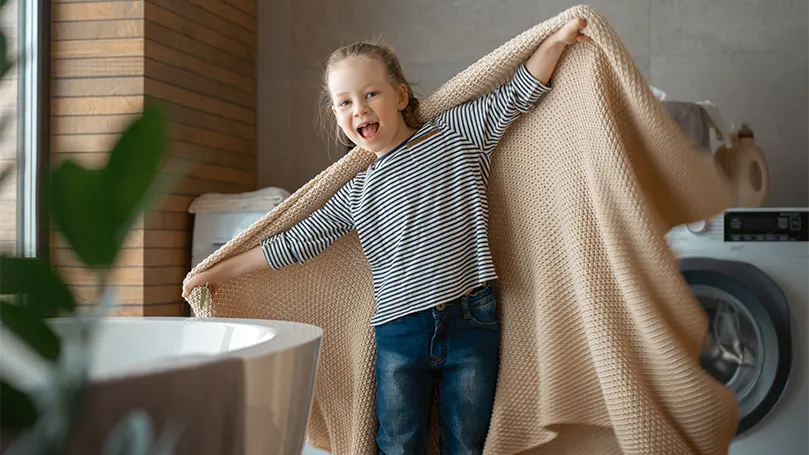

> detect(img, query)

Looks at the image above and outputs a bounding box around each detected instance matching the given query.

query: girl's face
[329,56,411,157]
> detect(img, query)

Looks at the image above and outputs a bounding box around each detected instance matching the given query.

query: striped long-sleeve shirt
[261,63,551,326]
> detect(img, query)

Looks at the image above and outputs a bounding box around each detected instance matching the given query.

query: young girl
[183,17,588,455]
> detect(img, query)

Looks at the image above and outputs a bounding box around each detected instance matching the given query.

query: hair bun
[408,95,420,111]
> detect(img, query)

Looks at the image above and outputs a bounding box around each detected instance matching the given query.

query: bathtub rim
[46,316,324,382]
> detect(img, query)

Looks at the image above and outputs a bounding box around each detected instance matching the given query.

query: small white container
[188,187,290,268]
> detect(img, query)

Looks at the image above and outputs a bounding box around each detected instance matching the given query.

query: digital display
[739,216,776,231]
[724,210,808,242]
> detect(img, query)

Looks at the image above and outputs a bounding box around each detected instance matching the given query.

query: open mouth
[357,122,379,140]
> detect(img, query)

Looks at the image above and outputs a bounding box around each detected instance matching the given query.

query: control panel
[724,209,808,242]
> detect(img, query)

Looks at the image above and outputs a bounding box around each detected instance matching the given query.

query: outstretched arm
[182,246,266,298]
[182,179,356,299]
[526,17,589,85]
[433,17,589,155]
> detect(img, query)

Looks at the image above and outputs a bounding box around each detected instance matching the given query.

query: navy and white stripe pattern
[260,63,550,326]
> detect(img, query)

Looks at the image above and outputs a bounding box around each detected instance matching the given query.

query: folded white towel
[188,187,291,214]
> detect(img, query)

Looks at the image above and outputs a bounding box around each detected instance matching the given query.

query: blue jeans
[374,284,500,455]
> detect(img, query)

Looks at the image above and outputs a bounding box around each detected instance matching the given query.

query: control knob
[686,220,708,234]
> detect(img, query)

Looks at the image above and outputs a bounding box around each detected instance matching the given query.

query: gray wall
[258,0,808,206]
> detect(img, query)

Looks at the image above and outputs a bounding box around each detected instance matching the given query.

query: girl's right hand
[182,269,220,299]
[180,246,269,300]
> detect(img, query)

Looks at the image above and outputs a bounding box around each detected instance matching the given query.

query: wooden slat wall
[0,167,17,254]
[50,0,147,316]
[0,0,19,254]
[50,0,257,316]
[142,0,257,315]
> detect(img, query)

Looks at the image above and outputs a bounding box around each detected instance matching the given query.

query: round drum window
[683,268,792,436]
[696,285,764,406]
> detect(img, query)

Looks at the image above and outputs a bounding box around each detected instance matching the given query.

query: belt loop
[460,295,472,320]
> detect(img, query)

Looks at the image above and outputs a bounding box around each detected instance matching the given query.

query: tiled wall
[257,0,808,207]
[50,0,257,316]
[649,0,807,207]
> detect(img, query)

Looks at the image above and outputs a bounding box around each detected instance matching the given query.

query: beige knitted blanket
[183,5,739,454]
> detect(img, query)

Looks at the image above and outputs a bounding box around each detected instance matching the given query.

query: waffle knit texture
[184,5,739,454]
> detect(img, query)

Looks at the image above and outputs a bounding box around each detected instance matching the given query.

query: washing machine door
[679,257,792,436]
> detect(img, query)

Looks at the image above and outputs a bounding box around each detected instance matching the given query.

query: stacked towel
[188,187,291,214]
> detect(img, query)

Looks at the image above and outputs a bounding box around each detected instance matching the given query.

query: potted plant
[0,6,182,452]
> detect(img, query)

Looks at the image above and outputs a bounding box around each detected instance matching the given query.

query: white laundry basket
[188,187,291,268]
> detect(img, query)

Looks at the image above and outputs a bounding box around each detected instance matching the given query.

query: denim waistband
[435,281,493,310]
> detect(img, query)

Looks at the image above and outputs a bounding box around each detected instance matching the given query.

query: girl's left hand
[552,17,590,45]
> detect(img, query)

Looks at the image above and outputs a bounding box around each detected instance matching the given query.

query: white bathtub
[1,317,323,455]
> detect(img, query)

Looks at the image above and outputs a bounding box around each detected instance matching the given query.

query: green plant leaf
[50,164,118,268]
[0,159,12,189]
[0,378,38,430]
[102,410,153,455]
[0,31,13,81]
[50,104,167,269]
[0,300,61,362]
[0,255,77,317]
[103,103,167,248]
[199,282,209,310]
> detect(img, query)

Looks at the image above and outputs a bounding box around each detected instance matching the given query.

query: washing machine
[666,207,808,454]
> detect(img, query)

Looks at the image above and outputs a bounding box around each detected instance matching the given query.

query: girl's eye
[338,100,350,107]
[366,91,378,99]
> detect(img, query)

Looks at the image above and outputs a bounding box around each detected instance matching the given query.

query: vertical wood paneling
[0,0,19,254]
[0,170,16,254]
[50,2,146,316]
[142,0,256,313]
[49,0,257,316]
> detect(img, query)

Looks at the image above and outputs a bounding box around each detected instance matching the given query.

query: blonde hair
[316,41,422,149]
